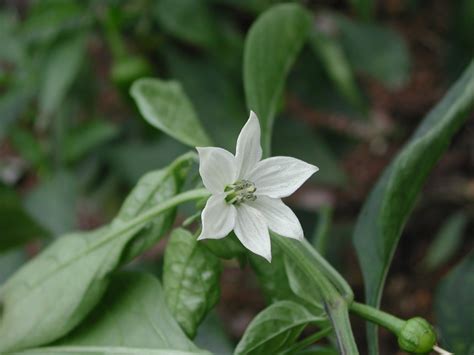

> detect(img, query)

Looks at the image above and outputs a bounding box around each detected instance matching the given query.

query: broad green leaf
[163,228,221,338]
[154,0,217,49]
[434,252,474,355]
[422,211,468,271]
[24,171,78,236]
[0,185,46,252]
[0,154,193,352]
[309,26,364,112]
[244,3,312,156]
[353,60,474,354]
[63,120,119,163]
[335,15,410,89]
[131,78,212,147]
[38,34,86,126]
[235,301,324,355]
[13,272,209,355]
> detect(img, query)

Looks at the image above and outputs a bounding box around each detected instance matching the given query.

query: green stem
[301,239,353,302]
[349,302,404,335]
[274,236,359,354]
[282,326,333,354]
[126,188,210,229]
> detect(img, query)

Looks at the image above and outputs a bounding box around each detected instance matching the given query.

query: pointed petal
[248,156,318,198]
[234,204,271,262]
[249,196,304,240]
[197,147,236,194]
[198,194,236,240]
[235,111,263,178]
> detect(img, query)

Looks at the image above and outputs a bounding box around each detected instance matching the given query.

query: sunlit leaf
[15,272,210,355]
[244,3,312,156]
[0,154,193,352]
[131,78,212,147]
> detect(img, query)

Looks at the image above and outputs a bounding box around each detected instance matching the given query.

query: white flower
[197,111,318,262]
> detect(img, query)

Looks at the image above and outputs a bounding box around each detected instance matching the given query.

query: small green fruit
[397,317,437,354]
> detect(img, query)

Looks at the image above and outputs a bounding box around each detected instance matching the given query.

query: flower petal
[235,111,263,179]
[249,196,304,240]
[248,156,318,198]
[234,204,271,262]
[197,147,236,194]
[198,194,236,240]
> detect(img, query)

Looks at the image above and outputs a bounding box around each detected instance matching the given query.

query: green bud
[397,317,437,354]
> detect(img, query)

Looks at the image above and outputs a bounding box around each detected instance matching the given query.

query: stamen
[224,180,257,205]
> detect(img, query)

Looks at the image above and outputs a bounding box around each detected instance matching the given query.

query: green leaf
[309,26,365,112]
[154,0,218,49]
[201,232,246,260]
[13,272,209,355]
[353,60,474,354]
[335,15,410,89]
[0,185,46,252]
[24,171,78,236]
[422,211,468,271]
[434,252,474,355]
[19,1,86,44]
[249,241,298,303]
[235,301,324,355]
[63,120,119,163]
[38,34,86,126]
[0,154,194,352]
[244,3,312,156]
[131,78,212,147]
[111,152,193,262]
[163,228,221,338]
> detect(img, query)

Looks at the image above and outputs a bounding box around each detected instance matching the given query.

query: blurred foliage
[0,0,473,353]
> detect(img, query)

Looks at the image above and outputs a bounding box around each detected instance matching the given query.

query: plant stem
[274,236,359,354]
[127,188,210,229]
[282,326,333,354]
[349,301,404,335]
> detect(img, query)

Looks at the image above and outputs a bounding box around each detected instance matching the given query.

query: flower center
[224,180,257,205]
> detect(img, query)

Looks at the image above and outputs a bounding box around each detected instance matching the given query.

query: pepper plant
[1,2,473,355]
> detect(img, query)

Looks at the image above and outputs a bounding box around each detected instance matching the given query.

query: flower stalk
[349,302,452,354]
